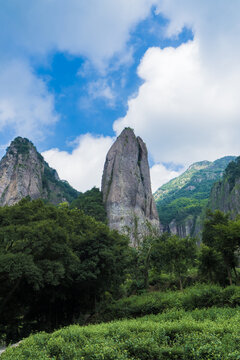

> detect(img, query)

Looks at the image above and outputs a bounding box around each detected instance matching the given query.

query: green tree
[0,198,129,343]
[152,234,197,290]
[70,187,107,222]
[202,210,239,285]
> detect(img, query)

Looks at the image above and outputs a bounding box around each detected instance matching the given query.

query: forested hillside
[154,156,235,237]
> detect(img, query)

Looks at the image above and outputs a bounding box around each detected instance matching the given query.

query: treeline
[132,210,240,294]
[0,198,129,343]
[0,194,240,344]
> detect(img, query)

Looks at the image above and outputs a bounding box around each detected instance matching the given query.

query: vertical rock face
[0,137,78,206]
[208,157,240,217]
[101,128,160,246]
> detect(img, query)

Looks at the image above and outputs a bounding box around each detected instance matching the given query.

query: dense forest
[154,157,235,231]
[0,189,240,354]
[0,196,129,343]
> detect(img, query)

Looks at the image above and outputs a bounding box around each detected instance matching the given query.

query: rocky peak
[0,137,78,206]
[101,128,160,246]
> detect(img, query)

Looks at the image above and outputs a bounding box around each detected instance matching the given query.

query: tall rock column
[101,128,160,246]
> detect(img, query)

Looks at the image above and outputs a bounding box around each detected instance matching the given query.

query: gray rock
[0,137,78,206]
[101,128,160,246]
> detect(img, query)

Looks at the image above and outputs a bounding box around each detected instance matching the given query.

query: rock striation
[101,128,160,246]
[0,137,78,206]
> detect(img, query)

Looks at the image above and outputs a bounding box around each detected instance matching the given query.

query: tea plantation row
[2,307,240,359]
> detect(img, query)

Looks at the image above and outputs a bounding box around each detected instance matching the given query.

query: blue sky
[1,1,240,192]
[35,7,192,152]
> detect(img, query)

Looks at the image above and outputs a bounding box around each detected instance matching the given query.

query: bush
[98,284,240,322]
[2,307,240,359]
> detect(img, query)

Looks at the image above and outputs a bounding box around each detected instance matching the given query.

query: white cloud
[0,0,157,143]
[42,134,114,192]
[150,163,181,192]
[0,0,155,70]
[0,60,58,140]
[88,80,116,106]
[114,36,240,167]
[155,0,240,73]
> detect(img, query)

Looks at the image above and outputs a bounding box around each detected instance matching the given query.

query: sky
[1,0,240,192]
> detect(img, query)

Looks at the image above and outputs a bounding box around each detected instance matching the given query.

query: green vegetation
[0,198,129,343]
[98,284,240,321]
[2,307,240,359]
[200,210,240,285]
[42,165,79,204]
[7,137,32,156]
[154,157,235,227]
[0,193,240,357]
[223,156,240,190]
[70,187,107,222]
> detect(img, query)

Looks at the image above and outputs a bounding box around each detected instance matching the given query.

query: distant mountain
[209,156,240,216]
[153,156,236,237]
[0,137,78,206]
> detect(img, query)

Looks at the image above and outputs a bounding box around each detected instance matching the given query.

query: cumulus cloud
[114,37,240,167]
[0,60,58,140]
[150,163,181,192]
[42,134,114,192]
[0,0,156,143]
[155,0,240,73]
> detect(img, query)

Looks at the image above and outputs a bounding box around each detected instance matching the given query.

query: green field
[2,306,240,359]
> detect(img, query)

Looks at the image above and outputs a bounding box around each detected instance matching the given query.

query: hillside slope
[0,137,78,205]
[154,156,235,237]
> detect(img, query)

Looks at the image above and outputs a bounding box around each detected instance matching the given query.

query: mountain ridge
[0,136,78,206]
[154,156,236,237]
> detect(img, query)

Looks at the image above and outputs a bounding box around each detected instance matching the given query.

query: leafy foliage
[2,306,240,359]
[154,157,235,227]
[42,166,79,203]
[98,284,240,321]
[201,209,240,285]
[151,234,197,290]
[7,137,32,156]
[70,187,107,222]
[0,198,129,343]
[223,156,240,190]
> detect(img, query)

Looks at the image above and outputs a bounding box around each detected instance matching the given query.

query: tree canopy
[0,198,129,342]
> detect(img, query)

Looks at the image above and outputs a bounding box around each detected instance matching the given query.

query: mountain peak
[0,137,78,206]
[102,128,160,247]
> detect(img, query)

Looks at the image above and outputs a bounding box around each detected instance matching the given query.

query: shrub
[2,307,240,359]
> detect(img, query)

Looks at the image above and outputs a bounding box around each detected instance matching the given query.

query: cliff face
[208,156,240,217]
[0,137,78,206]
[101,128,160,246]
[154,156,235,238]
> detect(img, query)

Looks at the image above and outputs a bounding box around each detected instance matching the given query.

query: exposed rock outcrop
[208,156,240,217]
[0,137,78,206]
[101,128,160,246]
[154,156,235,238]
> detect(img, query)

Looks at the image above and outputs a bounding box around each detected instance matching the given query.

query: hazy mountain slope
[154,156,235,237]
